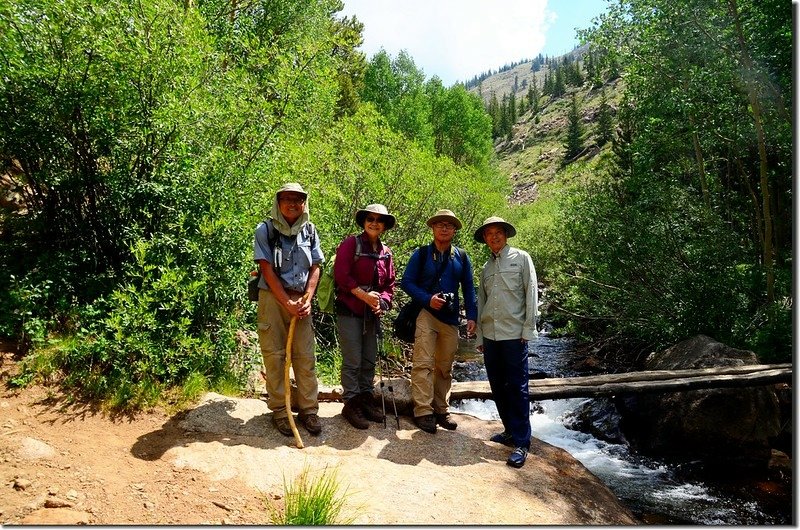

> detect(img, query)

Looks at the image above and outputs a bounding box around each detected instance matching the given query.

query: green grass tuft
[268,464,356,525]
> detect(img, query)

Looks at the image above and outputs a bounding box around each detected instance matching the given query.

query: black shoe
[342,399,369,429]
[506,447,528,468]
[272,416,294,437]
[414,414,437,434]
[299,413,322,436]
[490,431,514,447]
[434,412,457,430]
[359,393,386,423]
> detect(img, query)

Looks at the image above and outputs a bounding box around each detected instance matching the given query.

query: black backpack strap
[453,246,466,281]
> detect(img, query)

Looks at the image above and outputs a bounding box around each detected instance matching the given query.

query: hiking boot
[490,431,514,447]
[434,412,458,430]
[342,399,369,429]
[299,413,322,436]
[272,415,294,437]
[506,447,528,468]
[359,392,386,424]
[414,414,437,434]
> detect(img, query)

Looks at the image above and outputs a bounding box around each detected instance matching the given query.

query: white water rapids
[451,331,787,524]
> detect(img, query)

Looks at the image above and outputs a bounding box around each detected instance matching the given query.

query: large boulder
[615,335,782,471]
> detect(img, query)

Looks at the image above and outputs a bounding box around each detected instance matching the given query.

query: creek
[450,329,791,525]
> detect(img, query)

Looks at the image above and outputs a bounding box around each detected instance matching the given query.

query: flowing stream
[451,330,791,525]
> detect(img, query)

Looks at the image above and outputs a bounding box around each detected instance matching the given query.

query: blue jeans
[483,338,531,449]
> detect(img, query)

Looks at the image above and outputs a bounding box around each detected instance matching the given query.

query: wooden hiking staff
[285,292,309,449]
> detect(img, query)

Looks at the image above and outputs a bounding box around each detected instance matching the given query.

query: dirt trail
[0,344,637,525]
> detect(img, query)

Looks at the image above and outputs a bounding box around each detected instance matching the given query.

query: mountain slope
[467,47,624,204]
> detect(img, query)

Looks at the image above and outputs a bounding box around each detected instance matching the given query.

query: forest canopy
[0,0,791,408]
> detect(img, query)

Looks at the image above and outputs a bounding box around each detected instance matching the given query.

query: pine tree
[595,86,613,146]
[564,93,583,161]
[553,66,566,97]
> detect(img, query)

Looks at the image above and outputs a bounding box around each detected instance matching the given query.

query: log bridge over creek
[449,363,792,401]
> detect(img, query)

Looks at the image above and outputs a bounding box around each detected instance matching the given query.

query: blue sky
[339,0,611,86]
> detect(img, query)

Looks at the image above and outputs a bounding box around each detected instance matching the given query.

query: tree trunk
[728,0,774,303]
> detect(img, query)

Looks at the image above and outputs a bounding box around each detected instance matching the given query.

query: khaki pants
[257,288,318,419]
[410,309,459,417]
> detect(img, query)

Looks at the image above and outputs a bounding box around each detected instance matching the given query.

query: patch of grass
[315,348,342,387]
[8,335,76,388]
[267,464,356,525]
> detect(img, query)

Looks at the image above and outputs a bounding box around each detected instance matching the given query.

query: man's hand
[466,319,476,337]
[429,293,446,310]
[286,296,312,318]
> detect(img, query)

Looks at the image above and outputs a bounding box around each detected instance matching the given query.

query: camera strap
[429,245,451,293]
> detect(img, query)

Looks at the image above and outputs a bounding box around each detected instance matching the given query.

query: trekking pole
[376,315,388,428]
[284,293,309,449]
[376,316,400,428]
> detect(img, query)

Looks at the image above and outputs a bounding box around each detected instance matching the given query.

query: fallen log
[450,364,792,401]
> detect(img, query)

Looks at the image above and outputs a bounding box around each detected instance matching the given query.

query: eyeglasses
[279,195,306,205]
[365,215,385,224]
[433,222,456,231]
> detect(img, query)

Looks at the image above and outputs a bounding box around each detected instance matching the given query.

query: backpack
[247,219,317,302]
[316,235,391,314]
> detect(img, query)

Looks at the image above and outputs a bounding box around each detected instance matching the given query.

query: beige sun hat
[426,209,463,230]
[276,182,308,198]
[355,203,397,230]
[473,216,517,243]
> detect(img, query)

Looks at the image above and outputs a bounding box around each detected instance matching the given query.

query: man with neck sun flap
[252,182,324,438]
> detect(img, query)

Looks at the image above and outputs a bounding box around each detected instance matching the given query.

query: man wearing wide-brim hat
[473,216,538,469]
[253,182,324,438]
[400,209,478,434]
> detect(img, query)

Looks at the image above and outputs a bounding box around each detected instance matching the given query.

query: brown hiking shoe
[299,413,322,436]
[359,393,386,423]
[414,414,437,434]
[434,412,458,430]
[272,415,293,437]
[342,399,369,429]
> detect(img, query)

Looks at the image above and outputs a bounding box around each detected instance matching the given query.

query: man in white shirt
[474,216,538,468]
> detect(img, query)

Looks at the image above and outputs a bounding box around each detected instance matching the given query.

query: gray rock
[616,335,781,471]
[17,437,56,460]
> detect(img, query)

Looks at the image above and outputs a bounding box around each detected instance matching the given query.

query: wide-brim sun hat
[276,182,308,198]
[426,209,463,230]
[473,216,516,243]
[355,203,397,230]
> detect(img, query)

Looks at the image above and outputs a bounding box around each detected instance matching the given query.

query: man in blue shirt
[401,209,478,434]
[253,182,324,437]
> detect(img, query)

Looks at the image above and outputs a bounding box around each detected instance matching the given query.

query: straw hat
[355,203,397,230]
[426,209,463,230]
[473,216,516,243]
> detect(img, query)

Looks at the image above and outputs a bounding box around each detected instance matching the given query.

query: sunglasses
[365,215,385,223]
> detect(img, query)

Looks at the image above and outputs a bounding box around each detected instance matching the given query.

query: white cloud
[340,0,551,85]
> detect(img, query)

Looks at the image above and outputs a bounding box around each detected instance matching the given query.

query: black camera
[439,292,457,313]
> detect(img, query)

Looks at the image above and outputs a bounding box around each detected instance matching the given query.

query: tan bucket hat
[276,182,308,198]
[473,216,517,243]
[355,203,397,230]
[426,209,463,230]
